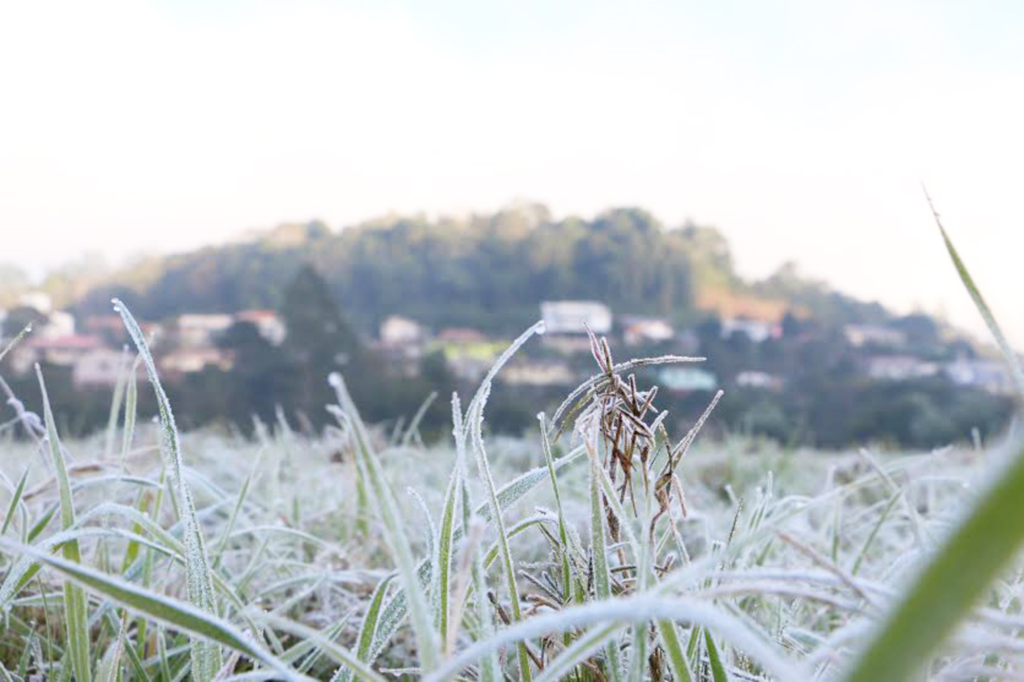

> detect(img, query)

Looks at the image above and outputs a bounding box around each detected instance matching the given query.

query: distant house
[866,355,939,381]
[721,317,777,343]
[437,327,490,344]
[541,335,593,355]
[82,315,161,344]
[235,310,287,346]
[501,360,576,387]
[658,367,718,392]
[621,316,674,346]
[72,348,142,388]
[735,370,783,391]
[540,301,613,335]
[844,324,906,348]
[37,311,76,340]
[159,347,234,375]
[945,357,1015,394]
[675,329,701,355]
[9,334,104,375]
[19,291,52,314]
[433,328,506,382]
[177,314,234,347]
[380,316,425,346]
[82,314,128,341]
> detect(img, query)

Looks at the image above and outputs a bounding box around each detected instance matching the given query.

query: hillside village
[1,291,1014,399]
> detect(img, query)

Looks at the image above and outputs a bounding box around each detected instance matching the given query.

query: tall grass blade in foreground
[925,190,1024,399]
[329,372,438,673]
[35,365,92,682]
[465,320,546,682]
[839,204,1024,682]
[112,298,223,680]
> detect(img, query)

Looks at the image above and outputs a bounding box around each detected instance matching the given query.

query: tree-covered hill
[61,203,887,335]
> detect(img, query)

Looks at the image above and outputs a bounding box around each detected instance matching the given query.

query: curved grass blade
[422,593,797,682]
[112,298,223,680]
[1,540,307,682]
[251,612,386,682]
[533,623,623,682]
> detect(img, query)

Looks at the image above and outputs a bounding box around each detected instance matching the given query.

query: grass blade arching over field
[839,202,1024,682]
[112,298,223,680]
[0,540,308,681]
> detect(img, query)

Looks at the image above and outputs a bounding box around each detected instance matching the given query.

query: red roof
[30,334,104,351]
[236,309,278,321]
[437,328,489,343]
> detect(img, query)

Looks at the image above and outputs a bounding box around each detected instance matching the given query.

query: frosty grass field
[0,215,1023,681]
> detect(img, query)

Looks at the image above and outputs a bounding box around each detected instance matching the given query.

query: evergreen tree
[279,264,361,429]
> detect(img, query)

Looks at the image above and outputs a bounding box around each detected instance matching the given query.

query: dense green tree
[278,264,361,427]
[216,321,293,430]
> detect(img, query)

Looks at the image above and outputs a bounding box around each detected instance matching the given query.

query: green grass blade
[434,465,459,649]
[213,456,258,569]
[104,347,130,458]
[657,620,694,682]
[469,395,533,682]
[839,438,1024,682]
[362,443,585,665]
[102,609,151,682]
[120,355,141,467]
[35,365,92,682]
[251,612,386,682]
[533,623,622,682]
[96,612,128,682]
[423,593,796,682]
[112,299,222,680]
[850,492,901,576]
[2,540,307,682]
[927,192,1024,399]
[27,503,57,543]
[538,413,574,606]
[356,574,395,662]
[1,466,30,537]
[704,629,730,682]
[331,573,395,682]
[329,373,438,672]
[590,452,623,682]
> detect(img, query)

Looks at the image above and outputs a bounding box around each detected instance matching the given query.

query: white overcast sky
[1,0,1022,345]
